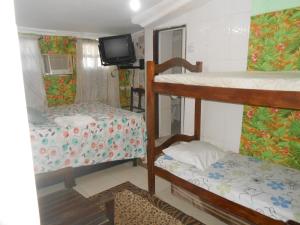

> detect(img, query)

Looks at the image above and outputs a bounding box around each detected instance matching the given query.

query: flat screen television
[98,34,136,66]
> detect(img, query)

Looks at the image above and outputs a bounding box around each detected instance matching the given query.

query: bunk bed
[30,102,146,188]
[146,57,300,225]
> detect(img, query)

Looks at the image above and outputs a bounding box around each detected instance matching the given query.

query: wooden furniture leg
[148,162,155,195]
[130,87,145,112]
[64,167,76,188]
[147,61,156,195]
[130,87,134,111]
[194,98,201,140]
[105,200,115,225]
[132,158,138,167]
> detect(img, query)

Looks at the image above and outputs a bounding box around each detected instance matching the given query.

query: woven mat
[88,182,204,225]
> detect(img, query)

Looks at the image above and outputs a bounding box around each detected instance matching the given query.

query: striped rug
[88,181,203,225]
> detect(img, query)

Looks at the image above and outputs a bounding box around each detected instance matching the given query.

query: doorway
[154,26,186,138]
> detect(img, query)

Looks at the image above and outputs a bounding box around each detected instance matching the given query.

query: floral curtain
[118,69,132,108]
[39,36,76,106]
[39,36,76,55]
[240,7,300,170]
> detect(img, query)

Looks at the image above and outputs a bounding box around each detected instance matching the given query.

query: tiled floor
[38,162,226,225]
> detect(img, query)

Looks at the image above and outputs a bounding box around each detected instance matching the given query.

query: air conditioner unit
[42,54,73,75]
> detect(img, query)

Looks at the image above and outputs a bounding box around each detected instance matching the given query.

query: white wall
[147,0,252,152]
[0,1,40,224]
[144,27,155,113]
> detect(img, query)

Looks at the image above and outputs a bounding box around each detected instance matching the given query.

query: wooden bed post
[147,61,156,195]
[194,62,202,141]
[64,167,76,188]
[194,99,201,140]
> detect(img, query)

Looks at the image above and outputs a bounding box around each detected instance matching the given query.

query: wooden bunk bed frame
[146,57,300,225]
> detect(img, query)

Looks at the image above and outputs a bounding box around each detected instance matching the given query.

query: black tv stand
[117,59,144,70]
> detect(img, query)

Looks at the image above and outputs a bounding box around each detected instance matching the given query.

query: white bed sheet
[154,71,300,91]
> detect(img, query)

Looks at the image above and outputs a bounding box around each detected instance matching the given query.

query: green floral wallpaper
[39,36,76,107]
[119,69,132,108]
[240,7,300,170]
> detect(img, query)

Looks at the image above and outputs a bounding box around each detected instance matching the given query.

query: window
[81,42,102,69]
[42,54,73,75]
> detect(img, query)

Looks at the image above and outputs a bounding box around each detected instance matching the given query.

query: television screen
[98,34,136,66]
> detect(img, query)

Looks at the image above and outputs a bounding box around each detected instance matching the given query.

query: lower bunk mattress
[155,153,300,223]
[30,102,147,174]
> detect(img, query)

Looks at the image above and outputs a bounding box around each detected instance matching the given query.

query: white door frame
[157,26,186,136]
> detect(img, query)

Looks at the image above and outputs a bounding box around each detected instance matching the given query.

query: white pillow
[54,114,96,127]
[162,141,227,171]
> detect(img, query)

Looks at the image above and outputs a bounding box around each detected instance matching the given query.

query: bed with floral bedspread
[155,153,300,223]
[30,102,147,174]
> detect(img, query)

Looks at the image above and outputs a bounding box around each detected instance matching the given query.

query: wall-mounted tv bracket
[117,59,145,70]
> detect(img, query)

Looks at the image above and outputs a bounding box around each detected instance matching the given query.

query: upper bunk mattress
[154,71,300,91]
[155,153,300,222]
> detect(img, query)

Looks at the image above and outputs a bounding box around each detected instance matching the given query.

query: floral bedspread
[155,153,300,222]
[30,102,147,174]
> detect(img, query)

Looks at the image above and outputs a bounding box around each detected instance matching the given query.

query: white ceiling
[14,0,162,35]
